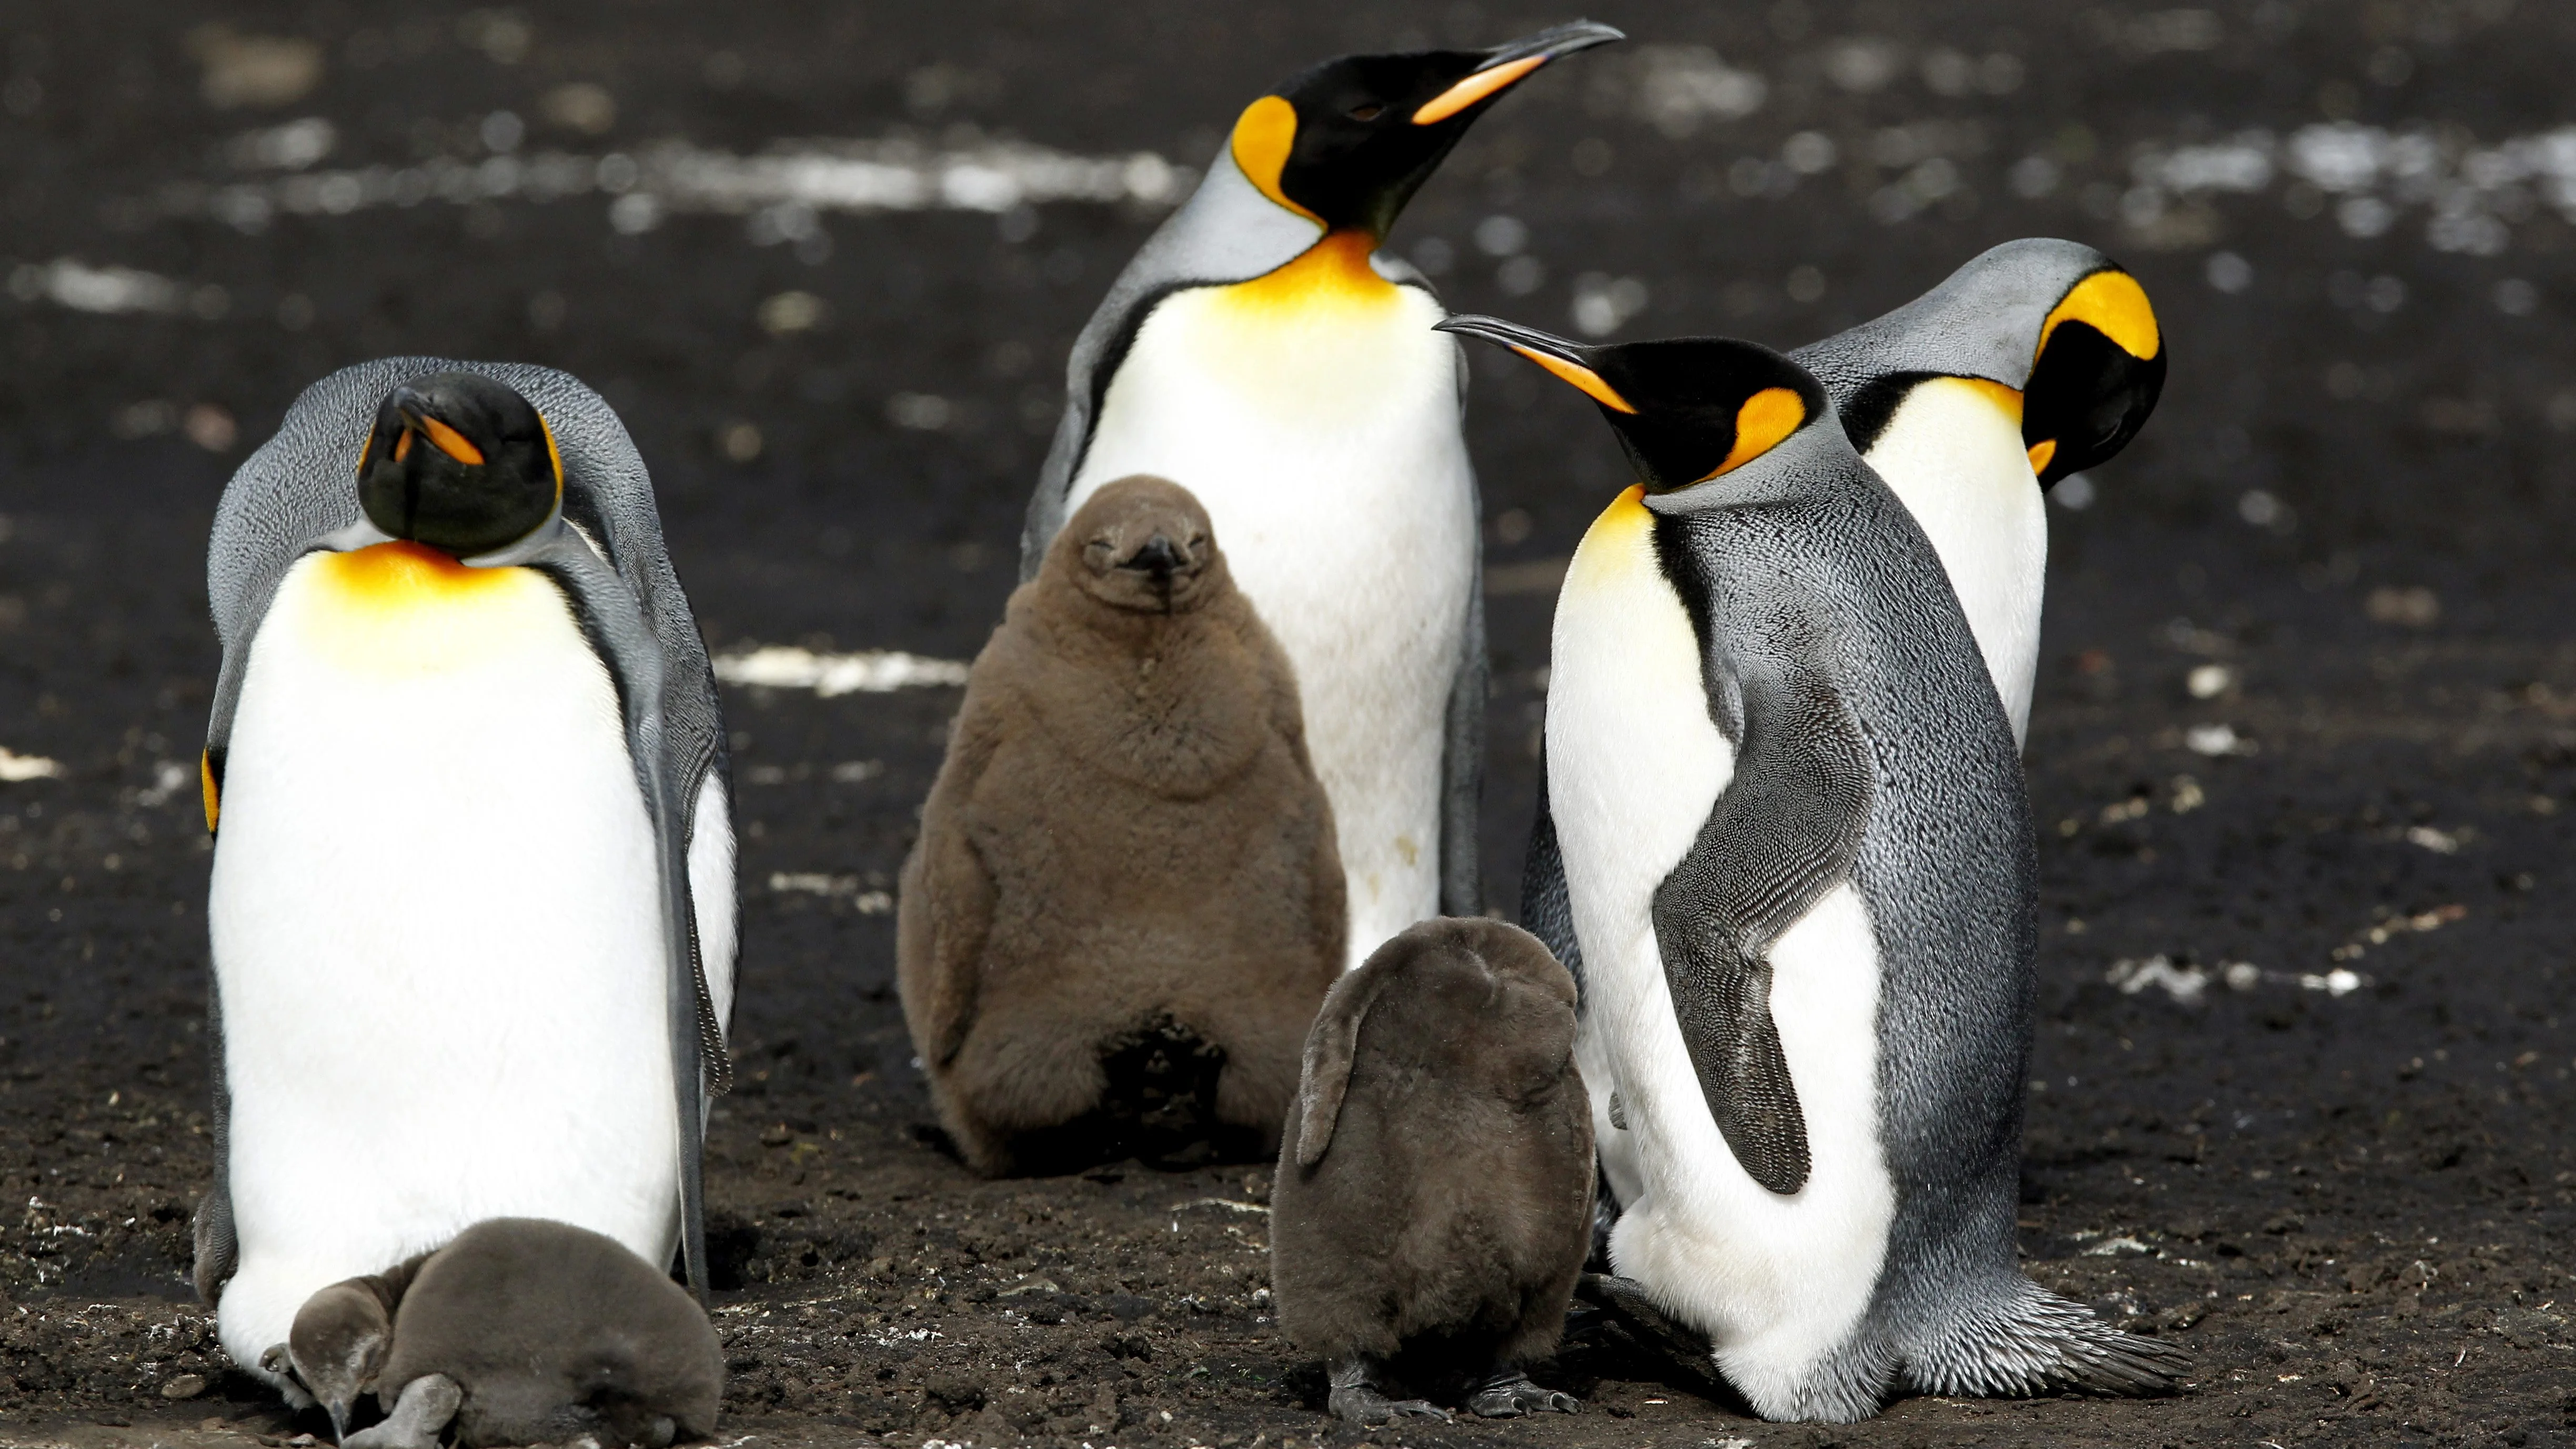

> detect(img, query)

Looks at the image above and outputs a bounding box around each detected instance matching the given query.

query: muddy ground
[0,0,2570,1445]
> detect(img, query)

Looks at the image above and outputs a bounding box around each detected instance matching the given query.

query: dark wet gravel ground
[0,2,2572,1446]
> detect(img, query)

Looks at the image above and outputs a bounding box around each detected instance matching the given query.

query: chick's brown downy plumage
[898,475,1345,1176]
[1272,918,1594,1423]
[278,1217,721,1449]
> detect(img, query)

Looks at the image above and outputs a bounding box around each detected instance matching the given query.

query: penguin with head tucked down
[1440,314,2187,1422]
[272,1217,722,1449]
[1020,21,1623,970]
[1789,239,2165,748]
[195,361,734,1399]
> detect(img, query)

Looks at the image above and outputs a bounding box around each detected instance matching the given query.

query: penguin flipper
[1516,746,1582,1000]
[1650,670,1872,1196]
[1438,570,1487,916]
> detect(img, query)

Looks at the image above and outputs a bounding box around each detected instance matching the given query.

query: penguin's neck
[1214,229,1398,319]
[1858,377,2046,745]
[295,541,556,675]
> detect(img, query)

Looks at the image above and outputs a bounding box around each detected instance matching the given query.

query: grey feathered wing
[197,358,732,1303]
[1651,662,1874,1197]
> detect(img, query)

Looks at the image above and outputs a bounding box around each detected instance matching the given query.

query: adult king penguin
[196,362,734,1394]
[1019,21,1622,967]
[1790,239,2164,748]
[1441,315,2185,1421]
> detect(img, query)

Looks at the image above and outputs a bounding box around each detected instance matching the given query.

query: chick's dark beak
[1124,534,1184,579]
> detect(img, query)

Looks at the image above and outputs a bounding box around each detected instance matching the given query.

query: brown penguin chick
[898,475,1345,1177]
[274,1217,721,1449]
[1271,918,1594,1424]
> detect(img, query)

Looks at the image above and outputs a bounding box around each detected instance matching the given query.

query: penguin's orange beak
[1413,21,1626,125]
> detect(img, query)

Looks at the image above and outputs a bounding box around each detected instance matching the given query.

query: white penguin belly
[1548,489,1896,1417]
[208,544,679,1372]
[1861,377,2045,747]
[1069,243,1474,969]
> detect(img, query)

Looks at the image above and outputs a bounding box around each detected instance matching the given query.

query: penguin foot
[1326,1356,1453,1425]
[1577,1272,1716,1368]
[1466,1369,1580,1417]
[344,1373,460,1449]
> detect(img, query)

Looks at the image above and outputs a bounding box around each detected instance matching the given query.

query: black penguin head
[1231,21,1622,238]
[1062,475,1224,615]
[2021,266,2165,486]
[1437,315,1830,494]
[356,371,561,556]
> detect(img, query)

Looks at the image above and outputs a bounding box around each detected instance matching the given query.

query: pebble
[160,1371,207,1398]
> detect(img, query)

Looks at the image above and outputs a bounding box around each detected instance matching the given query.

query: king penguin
[1440,314,2186,1422]
[194,362,735,1397]
[1788,239,2164,748]
[1018,21,1623,969]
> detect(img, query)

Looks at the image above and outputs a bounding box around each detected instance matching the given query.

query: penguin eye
[1346,102,1386,122]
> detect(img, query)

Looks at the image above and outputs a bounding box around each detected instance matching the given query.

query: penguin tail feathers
[1907,1280,2191,1401]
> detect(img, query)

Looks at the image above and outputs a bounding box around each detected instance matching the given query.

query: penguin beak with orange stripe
[354,371,565,558]
[2021,266,2164,486]
[1230,19,1623,239]
[1436,314,1830,494]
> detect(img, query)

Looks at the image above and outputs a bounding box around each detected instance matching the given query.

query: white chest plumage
[1859,377,2046,747]
[1068,237,1476,969]
[207,543,680,1371]
[1547,489,1896,1417]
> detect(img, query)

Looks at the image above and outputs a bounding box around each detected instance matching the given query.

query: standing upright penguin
[196,363,733,1393]
[1789,239,2165,747]
[1019,21,1623,967]
[1441,315,2185,1421]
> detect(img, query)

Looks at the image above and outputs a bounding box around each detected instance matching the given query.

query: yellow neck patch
[1412,55,1544,125]
[1954,376,2025,424]
[1705,386,1806,478]
[290,541,560,675]
[1231,95,1322,224]
[2040,270,2160,361]
[1565,484,1656,593]
[1215,228,1399,317]
[199,750,219,834]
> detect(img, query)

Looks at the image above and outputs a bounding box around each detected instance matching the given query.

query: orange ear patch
[1510,344,1636,413]
[1230,95,1322,223]
[416,415,486,465]
[2026,438,2059,476]
[2040,270,2160,362]
[1711,386,1806,475]
[1412,55,1545,125]
[538,413,565,502]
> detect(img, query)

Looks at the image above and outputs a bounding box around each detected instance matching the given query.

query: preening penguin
[1271,919,1592,1424]
[273,1217,722,1449]
[1790,239,2165,746]
[197,363,734,1393]
[1443,315,2186,1421]
[900,477,1344,1175]
[1019,21,1623,968]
